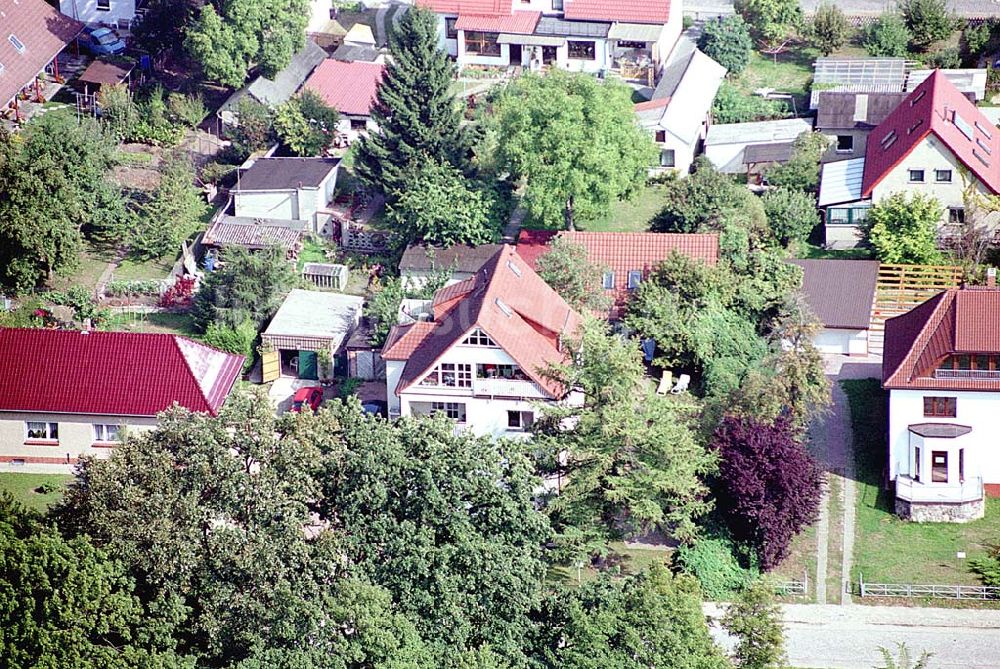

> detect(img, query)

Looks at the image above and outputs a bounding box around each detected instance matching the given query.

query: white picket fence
[858,573,1000,600]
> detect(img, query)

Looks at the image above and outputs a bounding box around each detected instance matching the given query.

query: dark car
[362,400,387,417]
[80,27,126,56]
[290,386,324,413]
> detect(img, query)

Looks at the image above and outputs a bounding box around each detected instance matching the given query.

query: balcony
[895,475,983,504]
[472,377,548,399]
[934,369,1000,380]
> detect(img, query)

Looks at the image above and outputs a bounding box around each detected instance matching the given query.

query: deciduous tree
[490,70,655,229]
[274,90,338,156]
[132,155,208,260]
[809,3,851,55]
[355,6,471,200]
[761,187,820,247]
[536,236,612,312]
[765,131,829,193]
[711,415,822,570]
[862,192,943,264]
[699,15,754,74]
[735,0,802,50]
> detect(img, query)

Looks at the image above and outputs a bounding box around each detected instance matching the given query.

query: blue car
[81,27,126,56]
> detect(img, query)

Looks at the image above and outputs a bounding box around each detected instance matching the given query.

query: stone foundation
[895,497,985,523]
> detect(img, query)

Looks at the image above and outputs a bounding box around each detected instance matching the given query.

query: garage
[260,289,364,382]
[789,259,879,356]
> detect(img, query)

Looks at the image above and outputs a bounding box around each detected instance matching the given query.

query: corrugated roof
[744,141,796,164]
[332,43,380,63]
[202,218,304,250]
[0,0,82,108]
[237,157,340,191]
[883,288,1000,391]
[818,156,867,207]
[0,329,242,417]
[219,41,327,112]
[788,259,879,330]
[382,245,582,398]
[303,59,385,116]
[564,0,670,24]
[455,11,540,34]
[906,69,987,101]
[809,57,907,108]
[399,243,505,274]
[862,71,1000,197]
[706,117,813,146]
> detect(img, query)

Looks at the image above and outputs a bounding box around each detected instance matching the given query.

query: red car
[290,386,324,413]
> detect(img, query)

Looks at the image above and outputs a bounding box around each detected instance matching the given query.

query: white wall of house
[335,116,379,144]
[0,411,157,464]
[888,389,1000,485]
[557,39,612,73]
[234,168,337,223]
[60,0,135,26]
[871,136,991,214]
[814,328,869,356]
[655,4,682,66]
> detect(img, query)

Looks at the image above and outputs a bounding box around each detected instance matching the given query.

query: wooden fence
[858,573,1000,600]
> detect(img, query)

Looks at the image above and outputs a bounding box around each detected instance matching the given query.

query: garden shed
[302,262,349,290]
[260,289,363,382]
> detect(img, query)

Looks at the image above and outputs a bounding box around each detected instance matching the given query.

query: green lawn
[548,542,672,586]
[297,236,336,272]
[844,379,1000,592]
[105,311,197,336]
[0,473,72,513]
[112,254,176,282]
[732,48,817,115]
[584,184,672,233]
[49,245,114,292]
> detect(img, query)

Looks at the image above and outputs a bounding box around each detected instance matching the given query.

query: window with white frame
[935,169,952,183]
[908,169,925,183]
[432,402,466,422]
[602,271,615,289]
[463,328,497,346]
[659,149,675,167]
[25,422,58,441]
[627,270,642,290]
[93,423,123,442]
[96,0,111,10]
[507,410,534,430]
[422,362,472,387]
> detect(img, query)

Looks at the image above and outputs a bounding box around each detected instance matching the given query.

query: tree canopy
[809,3,851,55]
[536,236,612,313]
[698,15,753,74]
[131,155,208,260]
[192,245,298,331]
[185,0,308,87]
[489,70,655,229]
[735,0,802,50]
[862,192,943,264]
[273,90,339,157]
[864,14,912,57]
[355,6,471,201]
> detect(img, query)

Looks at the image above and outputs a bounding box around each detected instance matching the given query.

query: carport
[260,289,364,382]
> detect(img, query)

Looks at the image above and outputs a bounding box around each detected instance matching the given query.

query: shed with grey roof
[262,289,364,379]
[399,243,504,290]
[789,258,879,355]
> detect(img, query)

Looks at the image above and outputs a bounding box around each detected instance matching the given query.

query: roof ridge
[890,290,955,386]
[171,335,214,413]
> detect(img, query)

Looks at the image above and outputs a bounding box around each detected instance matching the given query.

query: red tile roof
[303,60,385,116]
[0,0,83,108]
[516,230,720,316]
[883,288,1000,391]
[382,245,582,398]
[862,70,1000,197]
[634,98,670,113]
[564,0,671,24]
[455,11,540,34]
[0,329,244,417]
[416,0,512,13]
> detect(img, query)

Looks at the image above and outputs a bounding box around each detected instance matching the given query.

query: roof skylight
[881,131,897,150]
[910,89,926,106]
[974,149,991,167]
[907,119,924,135]
[955,113,975,142]
[976,121,993,139]
[8,34,25,54]
[506,260,522,277]
[495,298,513,318]
[978,137,992,155]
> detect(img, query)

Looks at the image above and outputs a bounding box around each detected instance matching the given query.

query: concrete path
[706,603,1000,669]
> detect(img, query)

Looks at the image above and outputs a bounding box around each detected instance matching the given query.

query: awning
[908,423,973,439]
[818,156,866,207]
[497,34,566,47]
[608,23,663,42]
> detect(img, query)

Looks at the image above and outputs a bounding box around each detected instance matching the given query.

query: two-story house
[0,329,243,467]
[882,280,1000,522]
[381,245,582,437]
[814,91,907,164]
[417,0,681,80]
[819,70,1000,248]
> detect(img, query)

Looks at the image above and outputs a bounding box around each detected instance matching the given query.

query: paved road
[686,0,1000,17]
[706,603,1000,668]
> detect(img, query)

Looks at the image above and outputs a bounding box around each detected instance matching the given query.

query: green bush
[698,15,753,74]
[962,21,991,62]
[712,83,788,124]
[105,279,162,297]
[865,14,912,56]
[168,92,208,128]
[673,528,759,600]
[809,3,851,55]
[761,187,819,246]
[922,46,961,68]
[970,546,1000,586]
[201,319,257,373]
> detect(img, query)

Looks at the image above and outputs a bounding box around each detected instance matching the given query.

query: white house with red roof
[381,245,582,437]
[303,59,385,141]
[416,0,681,79]
[882,280,1000,522]
[819,70,1000,248]
[0,329,243,467]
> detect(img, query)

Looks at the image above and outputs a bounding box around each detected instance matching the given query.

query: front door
[298,350,318,380]
[542,46,557,65]
[509,43,522,65]
[932,451,948,483]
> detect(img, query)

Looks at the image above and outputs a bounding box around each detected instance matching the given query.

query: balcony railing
[895,475,983,504]
[472,377,548,399]
[934,369,1000,380]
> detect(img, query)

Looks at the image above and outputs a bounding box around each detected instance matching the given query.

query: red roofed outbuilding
[0,329,243,466]
[881,282,1000,522]
[303,59,385,140]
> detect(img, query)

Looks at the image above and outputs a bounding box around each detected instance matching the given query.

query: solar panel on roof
[955,113,974,142]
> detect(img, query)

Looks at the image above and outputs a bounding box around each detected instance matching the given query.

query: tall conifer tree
[354,7,470,200]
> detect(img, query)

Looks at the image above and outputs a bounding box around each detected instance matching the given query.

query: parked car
[362,400,387,417]
[290,386,324,413]
[80,27,126,56]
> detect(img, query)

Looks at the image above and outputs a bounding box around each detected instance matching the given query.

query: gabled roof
[219,41,327,113]
[382,245,582,398]
[657,49,726,145]
[0,0,83,108]
[883,288,1000,391]
[303,59,385,116]
[0,329,243,417]
[788,259,879,330]
[862,70,1000,197]
[564,0,671,24]
[236,157,340,191]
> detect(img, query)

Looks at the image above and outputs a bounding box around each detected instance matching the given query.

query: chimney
[988,267,997,289]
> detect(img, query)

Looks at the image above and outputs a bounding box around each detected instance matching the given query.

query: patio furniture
[656,370,673,395]
[671,374,690,394]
